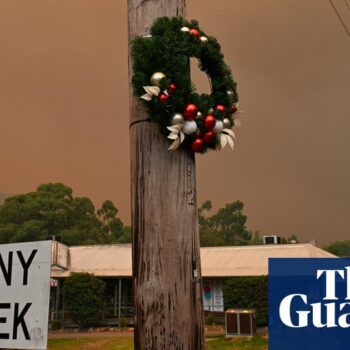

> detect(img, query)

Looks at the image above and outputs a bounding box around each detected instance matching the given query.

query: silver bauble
[213,120,224,133]
[183,120,197,135]
[223,118,232,129]
[171,113,185,126]
[150,72,166,87]
[181,26,190,32]
[200,36,208,43]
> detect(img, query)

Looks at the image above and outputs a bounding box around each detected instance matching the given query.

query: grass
[207,336,267,349]
[49,338,134,350]
[48,336,267,350]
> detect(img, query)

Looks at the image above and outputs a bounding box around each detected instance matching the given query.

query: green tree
[97,200,130,242]
[116,225,132,244]
[62,273,105,327]
[324,240,350,257]
[97,200,118,224]
[199,200,251,246]
[0,183,131,245]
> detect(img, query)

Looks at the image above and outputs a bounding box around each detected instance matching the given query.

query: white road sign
[0,240,52,349]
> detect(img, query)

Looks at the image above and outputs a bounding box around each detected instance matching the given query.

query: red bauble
[203,131,216,144]
[169,83,176,93]
[216,104,226,114]
[231,104,238,114]
[159,93,169,102]
[204,115,216,130]
[191,138,204,153]
[189,28,200,38]
[183,104,198,120]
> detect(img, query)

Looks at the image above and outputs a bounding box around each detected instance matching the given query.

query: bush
[324,240,350,257]
[223,276,268,327]
[63,272,105,328]
[50,320,62,331]
[119,317,128,328]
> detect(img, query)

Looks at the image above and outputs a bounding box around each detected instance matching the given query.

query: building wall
[50,277,225,326]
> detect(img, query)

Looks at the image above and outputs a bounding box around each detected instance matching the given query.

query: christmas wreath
[131,17,241,153]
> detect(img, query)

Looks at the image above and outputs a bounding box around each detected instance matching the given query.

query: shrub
[223,276,268,327]
[63,272,105,328]
[205,313,215,326]
[119,317,128,328]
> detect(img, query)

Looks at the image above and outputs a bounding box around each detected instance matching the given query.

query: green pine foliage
[132,17,238,152]
[62,273,105,328]
[223,276,268,327]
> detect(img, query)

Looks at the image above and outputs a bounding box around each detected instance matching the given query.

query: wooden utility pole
[128,0,205,349]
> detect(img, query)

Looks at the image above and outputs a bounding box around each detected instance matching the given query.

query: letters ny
[0,249,37,341]
[0,249,37,286]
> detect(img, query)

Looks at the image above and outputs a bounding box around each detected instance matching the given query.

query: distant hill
[0,193,11,205]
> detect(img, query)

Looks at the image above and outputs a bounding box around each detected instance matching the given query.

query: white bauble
[213,120,224,133]
[183,120,197,135]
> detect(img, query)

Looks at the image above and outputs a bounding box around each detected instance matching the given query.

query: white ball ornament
[181,26,190,32]
[200,36,208,43]
[213,120,224,133]
[183,120,197,135]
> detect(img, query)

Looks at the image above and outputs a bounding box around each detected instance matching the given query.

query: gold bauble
[150,72,166,87]
[196,111,203,120]
[223,118,232,129]
[208,108,215,115]
[170,113,185,126]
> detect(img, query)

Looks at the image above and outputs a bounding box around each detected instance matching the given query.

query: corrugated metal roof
[51,243,336,278]
[200,244,335,277]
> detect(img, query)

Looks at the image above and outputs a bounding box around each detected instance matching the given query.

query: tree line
[0,182,298,247]
[0,183,130,245]
[198,200,298,247]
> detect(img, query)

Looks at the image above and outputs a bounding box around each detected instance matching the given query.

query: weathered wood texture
[127,0,205,349]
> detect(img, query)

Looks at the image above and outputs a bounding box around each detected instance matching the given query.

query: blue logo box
[269,258,350,350]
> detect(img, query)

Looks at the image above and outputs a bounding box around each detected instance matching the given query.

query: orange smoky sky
[0,0,349,246]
